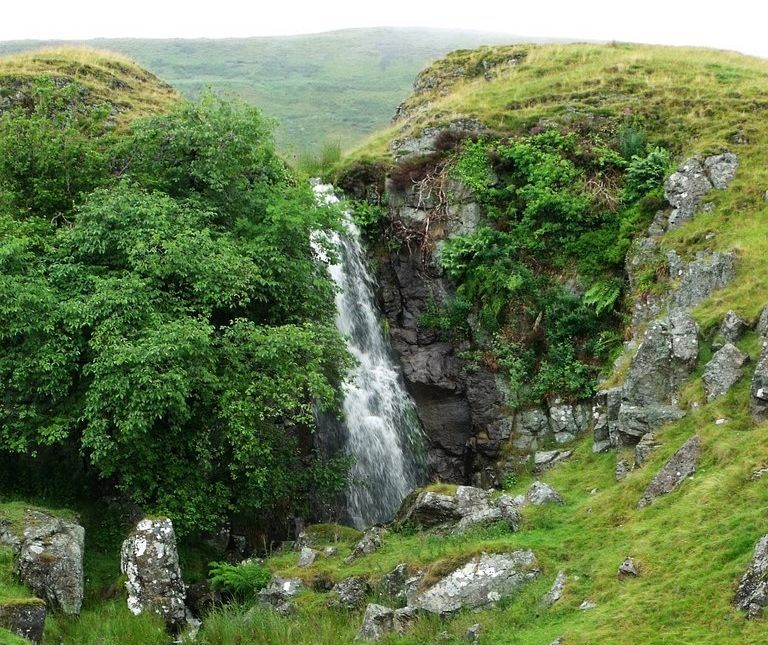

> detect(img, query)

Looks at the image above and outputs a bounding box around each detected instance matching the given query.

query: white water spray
[313,182,425,528]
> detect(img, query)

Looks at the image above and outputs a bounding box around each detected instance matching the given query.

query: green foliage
[617,117,647,160]
[584,278,623,315]
[623,146,671,202]
[452,139,493,194]
[350,200,386,239]
[209,561,272,601]
[0,84,352,534]
[295,141,342,176]
[418,295,471,338]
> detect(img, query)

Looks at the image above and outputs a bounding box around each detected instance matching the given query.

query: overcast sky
[2,0,766,59]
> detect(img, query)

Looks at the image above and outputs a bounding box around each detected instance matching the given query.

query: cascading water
[313,182,426,529]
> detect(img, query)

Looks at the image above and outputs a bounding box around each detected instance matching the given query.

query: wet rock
[327,576,370,610]
[298,547,317,567]
[750,344,768,423]
[344,528,384,564]
[16,511,85,616]
[703,343,749,400]
[668,250,737,312]
[0,600,46,644]
[411,551,540,615]
[733,535,768,618]
[638,435,701,509]
[466,623,482,642]
[258,576,303,616]
[525,481,564,506]
[541,570,566,607]
[618,557,639,579]
[615,459,631,482]
[634,433,661,468]
[719,310,749,343]
[120,518,186,630]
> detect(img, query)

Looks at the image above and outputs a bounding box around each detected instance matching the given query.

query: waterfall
[313,182,426,529]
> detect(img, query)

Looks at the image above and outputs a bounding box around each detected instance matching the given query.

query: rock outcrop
[541,570,566,607]
[120,518,186,630]
[327,576,370,610]
[395,485,520,533]
[258,577,303,616]
[703,343,749,400]
[638,435,701,508]
[718,310,749,344]
[15,511,85,616]
[733,535,768,618]
[0,600,46,644]
[410,551,540,615]
[356,603,415,641]
[344,528,384,563]
[750,344,768,423]
[523,481,564,506]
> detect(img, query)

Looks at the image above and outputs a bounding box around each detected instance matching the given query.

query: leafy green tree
[0,85,351,533]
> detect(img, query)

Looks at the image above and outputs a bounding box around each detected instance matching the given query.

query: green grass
[0,29,541,152]
[0,627,31,645]
[0,47,178,125]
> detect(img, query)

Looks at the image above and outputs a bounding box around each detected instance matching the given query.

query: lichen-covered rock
[376,563,410,603]
[541,570,566,607]
[668,250,737,312]
[512,406,552,452]
[547,398,590,444]
[703,343,749,400]
[615,459,631,482]
[750,344,768,423]
[525,481,564,506]
[756,306,768,337]
[719,310,749,343]
[120,518,186,629]
[298,547,317,567]
[638,435,701,508]
[733,535,768,618]
[665,159,714,229]
[618,557,639,579]
[356,603,415,641]
[534,449,574,473]
[17,511,84,616]
[634,432,661,468]
[0,600,46,644]
[344,528,384,564]
[704,152,739,189]
[258,576,303,616]
[327,576,370,610]
[411,551,540,615]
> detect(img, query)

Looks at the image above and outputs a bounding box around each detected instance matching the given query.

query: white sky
[2,0,767,59]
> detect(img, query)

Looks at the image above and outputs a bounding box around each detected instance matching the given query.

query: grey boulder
[750,343,768,423]
[356,603,415,641]
[120,518,186,629]
[17,511,85,616]
[719,310,749,343]
[344,527,384,564]
[525,481,564,506]
[703,343,749,400]
[638,435,701,509]
[734,535,768,618]
[327,576,370,610]
[258,576,303,616]
[410,551,540,615]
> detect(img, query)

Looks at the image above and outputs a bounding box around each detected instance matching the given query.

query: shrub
[623,146,671,202]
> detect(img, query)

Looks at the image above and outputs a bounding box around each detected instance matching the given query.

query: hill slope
[0,29,552,151]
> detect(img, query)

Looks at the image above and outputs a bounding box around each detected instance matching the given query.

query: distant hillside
[0,28,555,153]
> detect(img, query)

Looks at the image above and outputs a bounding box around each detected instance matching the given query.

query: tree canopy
[0,81,350,533]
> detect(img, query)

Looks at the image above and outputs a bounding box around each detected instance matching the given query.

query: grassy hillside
[0,47,177,123]
[0,29,544,152]
[204,43,768,644]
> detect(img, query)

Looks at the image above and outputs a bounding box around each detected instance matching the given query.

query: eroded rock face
[733,535,768,618]
[637,435,701,509]
[750,344,768,423]
[0,600,46,644]
[120,518,186,629]
[411,551,539,615]
[17,511,84,616]
[703,343,749,401]
[395,485,520,534]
